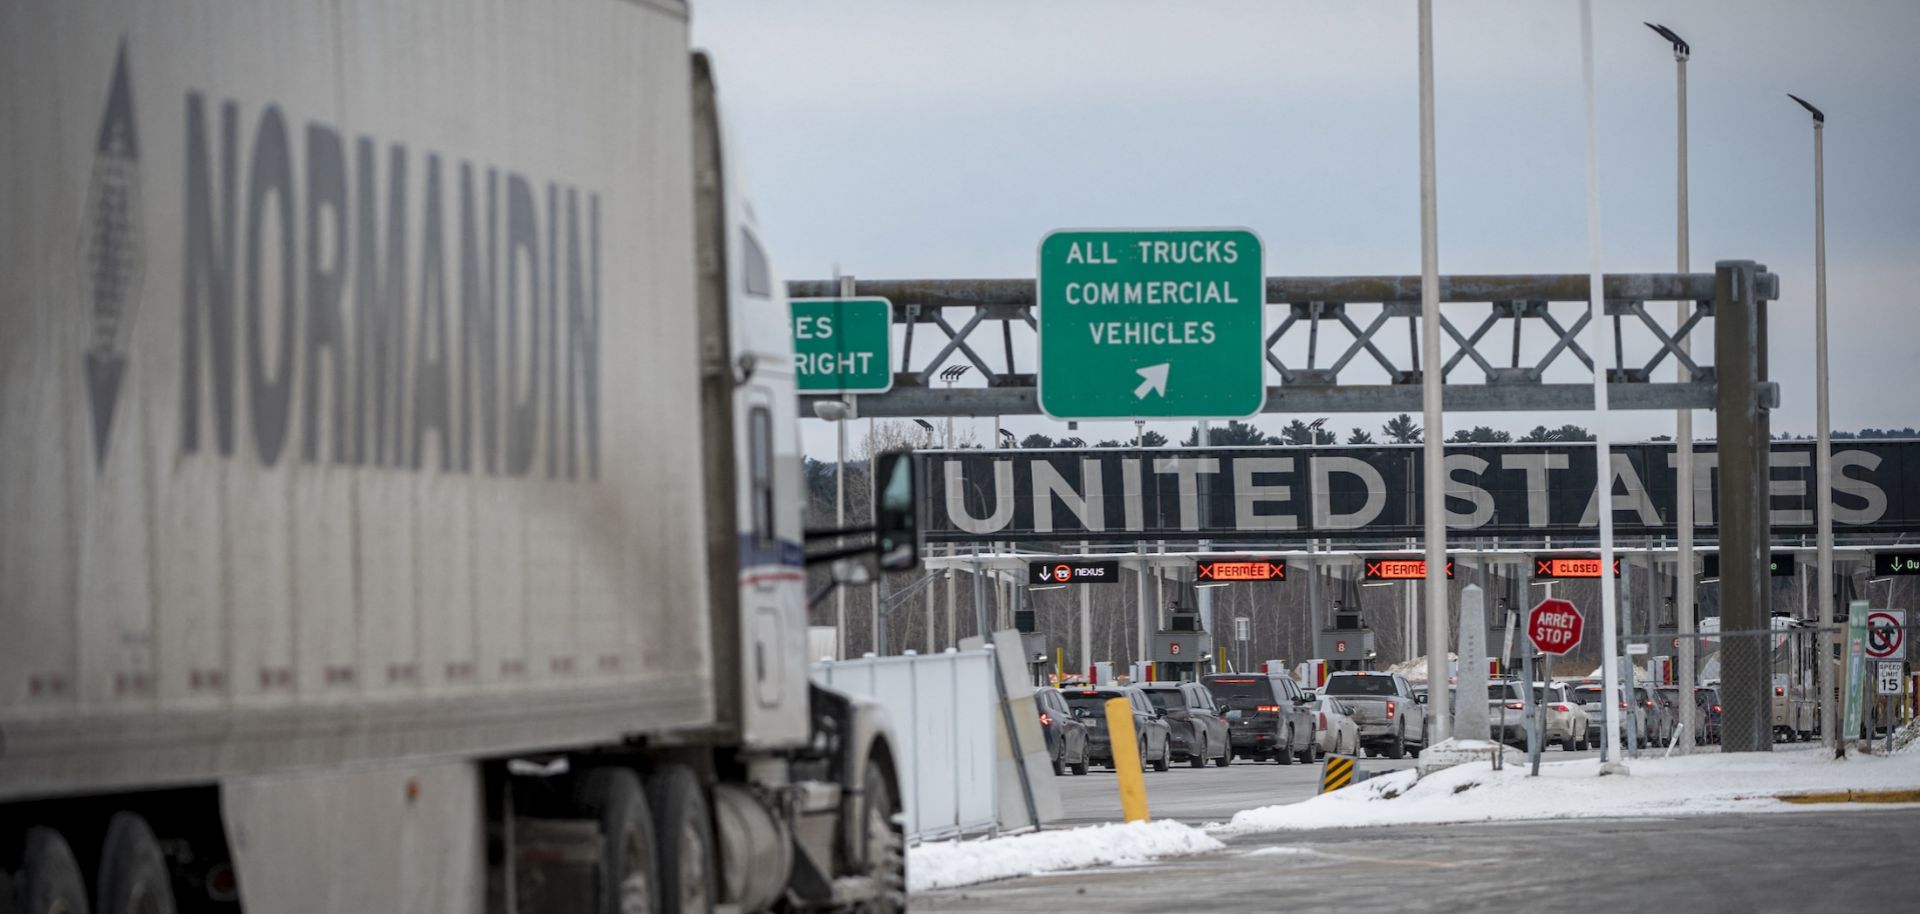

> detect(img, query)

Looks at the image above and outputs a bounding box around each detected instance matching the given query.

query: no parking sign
[1866,610,1905,660]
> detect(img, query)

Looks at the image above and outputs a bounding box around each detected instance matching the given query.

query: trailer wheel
[96,812,175,914]
[576,768,658,914]
[856,757,906,913]
[18,826,90,914]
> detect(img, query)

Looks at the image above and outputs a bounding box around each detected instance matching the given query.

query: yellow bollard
[1105,698,1150,822]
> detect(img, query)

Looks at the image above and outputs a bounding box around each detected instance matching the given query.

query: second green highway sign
[1037,228,1265,419]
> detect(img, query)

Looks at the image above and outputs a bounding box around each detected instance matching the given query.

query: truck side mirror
[873,449,922,572]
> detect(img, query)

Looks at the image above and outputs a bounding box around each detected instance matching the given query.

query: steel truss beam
[786,270,1779,417]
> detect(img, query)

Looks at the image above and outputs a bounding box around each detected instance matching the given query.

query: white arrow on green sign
[790,297,894,394]
[1037,228,1266,419]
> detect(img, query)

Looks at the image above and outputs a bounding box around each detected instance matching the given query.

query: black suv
[1063,685,1176,772]
[1139,681,1231,768]
[1202,672,1317,765]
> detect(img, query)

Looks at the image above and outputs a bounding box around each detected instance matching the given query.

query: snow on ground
[1217,744,1920,835]
[908,820,1222,893]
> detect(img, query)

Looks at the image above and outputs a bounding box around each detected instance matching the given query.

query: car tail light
[1644,700,1655,708]
[1713,704,1722,713]
[1319,712,1328,730]
[1504,702,1525,711]
[1619,701,1629,709]
[1039,712,1053,727]
[1774,686,1785,697]
[1552,704,1569,712]
[1256,704,1281,715]
[1386,701,1397,719]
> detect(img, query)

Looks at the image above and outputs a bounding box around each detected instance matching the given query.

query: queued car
[1695,686,1723,744]
[1459,680,1529,747]
[1139,681,1231,768]
[1034,686,1092,775]
[1062,685,1175,772]
[1312,694,1362,758]
[1570,680,1637,746]
[1323,671,1429,759]
[1536,681,1592,750]
[1202,672,1317,765]
[1635,685,1675,746]
[1653,685,1723,745]
[1654,686,1690,745]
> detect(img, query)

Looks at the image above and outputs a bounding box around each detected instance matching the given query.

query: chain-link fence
[1655,620,1917,753]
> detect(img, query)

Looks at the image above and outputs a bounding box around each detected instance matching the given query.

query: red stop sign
[1528,598,1584,655]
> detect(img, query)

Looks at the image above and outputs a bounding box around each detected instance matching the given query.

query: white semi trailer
[0,2,910,912]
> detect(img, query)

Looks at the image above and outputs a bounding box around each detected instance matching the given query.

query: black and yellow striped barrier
[1320,754,1357,794]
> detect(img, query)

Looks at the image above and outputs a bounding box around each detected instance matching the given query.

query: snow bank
[909,820,1223,893]
[1217,744,1920,834]
[1893,718,1920,754]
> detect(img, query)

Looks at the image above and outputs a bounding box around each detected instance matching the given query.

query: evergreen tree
[1446,425,1513,443]
[1382,413,1422,443]
[1182,420,1272,446]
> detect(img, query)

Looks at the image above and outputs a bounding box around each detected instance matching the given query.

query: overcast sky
[689,0,1920,458]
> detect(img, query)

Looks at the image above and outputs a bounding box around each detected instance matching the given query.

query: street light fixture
[1643,22,1689,56]
[1788,90,1836,754]
[935,366,970,447]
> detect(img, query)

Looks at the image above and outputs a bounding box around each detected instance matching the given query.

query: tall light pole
[1580,0,1625,768]
[1646,20,1695,756]
[838,273,859,657]
[815,398,853,658]
[1417,0,1451,741]
[1789,91,1836,755]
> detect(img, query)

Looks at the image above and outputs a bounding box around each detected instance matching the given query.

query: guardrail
[813,649,1000,842]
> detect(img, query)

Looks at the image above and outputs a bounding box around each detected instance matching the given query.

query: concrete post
[1456,584,1491,741]
[1715,260,1773,752]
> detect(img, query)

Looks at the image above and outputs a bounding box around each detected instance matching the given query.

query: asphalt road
[1049,746,1605,825]
[917,807,1920,912]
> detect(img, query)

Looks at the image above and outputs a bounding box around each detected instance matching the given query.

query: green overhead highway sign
[790,297,894,394]
[1037,228,1265,419]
